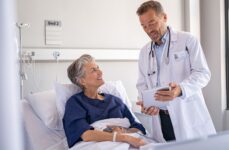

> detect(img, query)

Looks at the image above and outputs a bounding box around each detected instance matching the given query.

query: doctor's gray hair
[136,0,164,16]
[67,54,95,88]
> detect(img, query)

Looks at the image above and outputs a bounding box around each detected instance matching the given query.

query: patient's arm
[81,130,145,148]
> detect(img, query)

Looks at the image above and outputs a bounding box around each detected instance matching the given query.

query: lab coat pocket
[181,99,205,127]
[171,51,190,82]
[173,51,188,61]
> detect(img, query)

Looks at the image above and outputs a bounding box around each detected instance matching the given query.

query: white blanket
[91,117,131,131]
[69,118,157,150]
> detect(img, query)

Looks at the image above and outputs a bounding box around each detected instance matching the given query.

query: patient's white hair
[67,54,95,88]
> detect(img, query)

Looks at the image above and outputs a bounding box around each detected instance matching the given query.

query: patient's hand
[107,126,128,133]
[107,126,141,134]
[124,135,146,148]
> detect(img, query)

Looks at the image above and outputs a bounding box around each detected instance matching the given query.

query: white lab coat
[136,27,216,142]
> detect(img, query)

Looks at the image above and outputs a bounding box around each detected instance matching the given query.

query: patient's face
[81,61,104,90]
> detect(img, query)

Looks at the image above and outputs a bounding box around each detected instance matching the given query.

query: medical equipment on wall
[53,51,60,81]
[147,26,171,78]
[20,49,61,94]
[16,22,62,96]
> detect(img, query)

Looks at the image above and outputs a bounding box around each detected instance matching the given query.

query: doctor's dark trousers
[159,110,176,141]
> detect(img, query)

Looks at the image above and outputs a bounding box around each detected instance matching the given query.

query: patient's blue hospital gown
[63,91,146,148]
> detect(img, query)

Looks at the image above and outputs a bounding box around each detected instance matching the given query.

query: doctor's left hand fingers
[141,105,147,112]
[136,101,143,107]
[148,108,159,115]
[145,106,159,115]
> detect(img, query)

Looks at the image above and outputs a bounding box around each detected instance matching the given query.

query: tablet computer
[142,86,170,108]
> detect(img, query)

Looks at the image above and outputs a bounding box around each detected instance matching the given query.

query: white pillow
[54,82,82,125]
[25,90,61,130]
[99,81,132,109]
[54,80,133,130]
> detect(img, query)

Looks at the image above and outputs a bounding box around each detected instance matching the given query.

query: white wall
[18,0,185,48]
[18,0,185,109]
[23,61,140,109]
[200,0,227,131]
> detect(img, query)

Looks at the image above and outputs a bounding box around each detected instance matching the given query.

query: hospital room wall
[18,0,185,110]
[200,0,228,131]
[23,61,141,109]
[17,0,184,48]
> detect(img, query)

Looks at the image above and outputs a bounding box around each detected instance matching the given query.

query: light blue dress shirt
[153,30,169,110]
[153,30,169,87]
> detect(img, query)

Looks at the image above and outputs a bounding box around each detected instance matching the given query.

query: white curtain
[0,0,23,149]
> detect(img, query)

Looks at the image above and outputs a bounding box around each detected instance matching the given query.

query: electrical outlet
[53,51,60,60]
[21,51,35,62]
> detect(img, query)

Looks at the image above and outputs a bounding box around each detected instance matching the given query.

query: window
[225,0,229,109]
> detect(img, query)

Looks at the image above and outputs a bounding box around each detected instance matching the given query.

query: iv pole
[16,22,30,99]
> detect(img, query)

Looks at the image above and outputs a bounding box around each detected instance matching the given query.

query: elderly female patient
[63,54,146,148]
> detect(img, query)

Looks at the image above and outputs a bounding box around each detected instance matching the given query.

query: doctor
[136,0,216,142]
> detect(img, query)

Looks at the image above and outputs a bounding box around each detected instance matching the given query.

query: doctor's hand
[155,82,182,101]
[136,101,160,115]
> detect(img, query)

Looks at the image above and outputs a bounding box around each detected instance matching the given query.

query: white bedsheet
[70,133,159,150]
[91,118,130,131]
[70,118,157,150]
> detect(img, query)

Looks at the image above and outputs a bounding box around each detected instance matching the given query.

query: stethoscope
[147,26,171,78]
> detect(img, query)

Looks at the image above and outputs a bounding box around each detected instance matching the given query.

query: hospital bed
[22,80,229,150]
[21,81,154,150]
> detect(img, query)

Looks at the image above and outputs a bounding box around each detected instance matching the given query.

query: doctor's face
[80,61,104,90]
[139,9,167,43]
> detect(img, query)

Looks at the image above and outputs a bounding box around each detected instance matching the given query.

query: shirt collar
[154,29,169,47]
